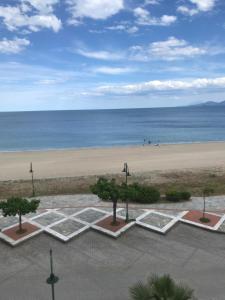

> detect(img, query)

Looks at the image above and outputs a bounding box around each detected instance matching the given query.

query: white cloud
[93,66,135,75]
[22,0,59,14]
[144,0,161,5]
[0,4,62,33]
[96,77,225,95]
[190,0,215,11]
[129,37,206,61]
[67,0,124,24]
[127,26,139,34]
[134,7,176,26]
[177,6,198,16]
[0,38,30,54]
[106,24,139,34]
[76,48,124,60]
[76,37,207,62]
[177,0,216,16]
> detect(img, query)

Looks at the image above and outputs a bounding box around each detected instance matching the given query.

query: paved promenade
[0,224,225,300]
[0,194,225,299]
[38,194,225,212]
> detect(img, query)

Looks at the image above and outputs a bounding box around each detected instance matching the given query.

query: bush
[91,179,161,204]
[166,190,191,202]
[120,183,160,204]
[179,191,191,201]
[166,191,181,202]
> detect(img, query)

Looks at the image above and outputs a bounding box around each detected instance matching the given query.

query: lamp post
[46,249,59,300]
[122,162,131,222]
[29,162,35,197]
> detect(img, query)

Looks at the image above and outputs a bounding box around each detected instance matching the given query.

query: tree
[0,197,40,233]
[91,178,120,225]
[130,274,197,300]
[200,187,214,223]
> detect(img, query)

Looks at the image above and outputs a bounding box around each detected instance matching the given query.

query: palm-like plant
[130,274,197,300]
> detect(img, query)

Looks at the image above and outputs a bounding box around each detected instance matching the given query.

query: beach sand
[0,142,225,181]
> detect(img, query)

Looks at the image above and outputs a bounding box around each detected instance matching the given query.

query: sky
[0,0,225,111]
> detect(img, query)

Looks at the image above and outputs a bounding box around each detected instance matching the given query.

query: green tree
[0,197,40,233]
[91,178,120,225]
[130,274,197,300]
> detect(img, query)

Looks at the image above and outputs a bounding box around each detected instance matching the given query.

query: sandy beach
[0,142,225,181]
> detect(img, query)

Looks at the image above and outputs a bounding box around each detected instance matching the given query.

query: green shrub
[166,190,191,202]
[179,191,191,200]
[136,186,160,204]
[91,179,160,204]
[166,191,181,202]
[120,183,160,204]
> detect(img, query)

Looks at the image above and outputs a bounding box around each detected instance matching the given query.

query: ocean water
[0,106,225,151]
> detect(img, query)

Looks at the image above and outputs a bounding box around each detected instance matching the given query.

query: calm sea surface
[0,106,225,151]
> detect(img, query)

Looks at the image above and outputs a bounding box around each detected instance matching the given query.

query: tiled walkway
[1,203,225,246]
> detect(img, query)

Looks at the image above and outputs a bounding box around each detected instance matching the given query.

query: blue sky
[0,0,225,111]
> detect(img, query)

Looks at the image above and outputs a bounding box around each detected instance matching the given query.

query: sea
[0,106,225,152]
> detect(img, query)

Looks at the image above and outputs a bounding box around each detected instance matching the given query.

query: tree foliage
[91,178,120,225]
[91,178,120,201]
[91,178,160,204]
[0,197,40,233]
[0,197,40,217]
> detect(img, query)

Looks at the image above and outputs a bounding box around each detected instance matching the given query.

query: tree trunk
[112,199,117,225]
[203,195,205,218]
[19,213,22,233]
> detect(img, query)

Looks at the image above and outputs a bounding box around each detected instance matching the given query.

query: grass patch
[0,168,225,199]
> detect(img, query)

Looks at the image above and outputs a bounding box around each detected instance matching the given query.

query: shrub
[179,191,191,201]
[135,185,160,204]
[91,179,161,204]
[166,191,181,202]
[166,190,191,202]
[120,183,160,204]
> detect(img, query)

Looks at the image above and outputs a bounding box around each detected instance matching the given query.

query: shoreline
[1,140,225,154]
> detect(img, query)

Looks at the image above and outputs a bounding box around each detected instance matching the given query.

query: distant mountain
[193,100,225,106]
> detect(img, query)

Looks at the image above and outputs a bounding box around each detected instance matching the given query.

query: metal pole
[51,285,55,300]
[125,164,128,185]
[125,163,129,223]
[47,249,59,300]
[30,162,35,197]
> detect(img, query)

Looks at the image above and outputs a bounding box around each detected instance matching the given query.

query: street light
[46,249,59,300]
[29,162,35,197]
[122,162,131,222]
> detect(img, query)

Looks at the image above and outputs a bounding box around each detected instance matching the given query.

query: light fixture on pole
[122,162,131,222]
[46,249,59,300]
[29,162,35,197]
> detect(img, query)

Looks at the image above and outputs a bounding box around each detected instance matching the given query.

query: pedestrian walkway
[1,195,225,246]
